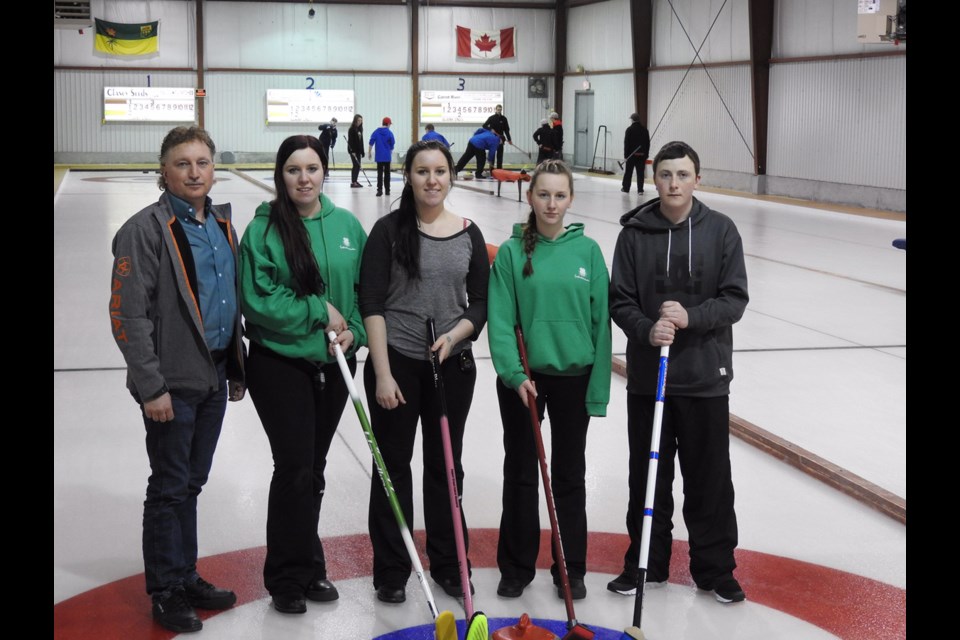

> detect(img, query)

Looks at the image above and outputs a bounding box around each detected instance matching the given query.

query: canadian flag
[456,26,516,59]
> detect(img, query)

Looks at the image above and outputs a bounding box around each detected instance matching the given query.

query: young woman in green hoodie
[239,135,367,615]
[487,159,612,601]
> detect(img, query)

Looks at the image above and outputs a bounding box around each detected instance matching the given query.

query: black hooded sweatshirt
[609,196,748,396]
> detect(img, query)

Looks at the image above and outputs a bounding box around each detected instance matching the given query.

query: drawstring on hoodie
[665,217,693,276]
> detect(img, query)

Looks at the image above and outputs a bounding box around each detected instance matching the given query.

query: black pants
[376,162,391,194]
[536,149,553,165]
[246,342,355,597]
[622,393,738,588]
[350,152,362,183]
[495,141,505,169]
[455,143,486,178]
[622,154,647,192]
[364,346,477,588]
[496,373,590,584]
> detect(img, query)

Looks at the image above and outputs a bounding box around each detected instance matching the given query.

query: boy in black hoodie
[607,141,749,605]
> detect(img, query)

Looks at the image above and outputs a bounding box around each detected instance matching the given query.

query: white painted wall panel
[567,0,632,71]
[774,0,907,57]
[204,73,412,157]
[767,56,905,190]
[418,6,554,73]
[648,65,755,174]
[205,2,408,71]
[652,0,750,66]
[418,75,554,158]
[55,69,198,154]
[53,0,194,68]
[562,72,636,169]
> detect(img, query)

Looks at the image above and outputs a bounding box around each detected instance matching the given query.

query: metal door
[574,91,594,168]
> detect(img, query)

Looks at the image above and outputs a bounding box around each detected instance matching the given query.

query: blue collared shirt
[168,193,237,351]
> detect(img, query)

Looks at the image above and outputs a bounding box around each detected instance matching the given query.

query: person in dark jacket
[606,141,749,605]
[549,112,564,160]
[483,104,512,169]
[533,119,555,165]
[347,114,365,188]
[620,113,650,194]
[317,118,339,163]
[454,128,500,179]
[421,123,450,148]
[109,126,246,634]
[621,113,651,194]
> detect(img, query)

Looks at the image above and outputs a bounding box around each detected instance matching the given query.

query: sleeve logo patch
[115,256,132,277]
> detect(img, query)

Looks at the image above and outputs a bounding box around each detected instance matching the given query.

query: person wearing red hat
[368,118,396,197]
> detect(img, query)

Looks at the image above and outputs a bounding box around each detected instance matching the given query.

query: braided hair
[521,159,575,277]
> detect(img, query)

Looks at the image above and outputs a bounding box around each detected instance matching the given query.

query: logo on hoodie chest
[655,251,703,295]
[340,237,356,251]
[575,266,590,282]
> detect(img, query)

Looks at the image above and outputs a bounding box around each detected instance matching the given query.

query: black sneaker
[606,570,639,595]
[496,577,530,598]
[433,575,475,598]
[712,577,745,603]
[183,576,236,609]
[152,588,202,633]
[376,191,383,197]
[555,577,586,600]
[621,187,630,193]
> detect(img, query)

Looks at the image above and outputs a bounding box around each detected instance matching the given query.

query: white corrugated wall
[53,0,195,68]
[203,72,411,159]
[767,55,905,190]
[775,0,907,57]
[648,65,755,175]
[567,0,632,71]
[419,6,554,74]
[652,0,751,65]
[54,69,199,154]
[204,2,409,71]
[562,73,636,170]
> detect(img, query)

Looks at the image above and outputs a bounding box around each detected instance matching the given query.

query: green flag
[94,18,159,56]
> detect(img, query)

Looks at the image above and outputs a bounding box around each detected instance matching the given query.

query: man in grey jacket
[606,141,749,605]
[109,126,246,633]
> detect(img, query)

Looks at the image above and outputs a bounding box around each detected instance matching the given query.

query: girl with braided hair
[487,159,611,600]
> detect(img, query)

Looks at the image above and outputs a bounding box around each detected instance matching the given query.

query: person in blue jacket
[421,124,450,148]
[454,127,500,179]
[368,117,396,197]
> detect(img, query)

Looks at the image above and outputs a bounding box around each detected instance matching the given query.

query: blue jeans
[142,361,228,595]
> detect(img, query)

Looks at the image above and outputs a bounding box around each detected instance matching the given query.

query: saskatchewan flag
[94,18,159,56]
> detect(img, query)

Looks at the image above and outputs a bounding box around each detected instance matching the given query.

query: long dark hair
[394,140,456,280]
[266,135,329,297]
[522,159,574,277]
[349,113,363,132]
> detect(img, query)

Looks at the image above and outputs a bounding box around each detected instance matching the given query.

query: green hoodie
[488,222,611,416]
[239,193,367,362]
